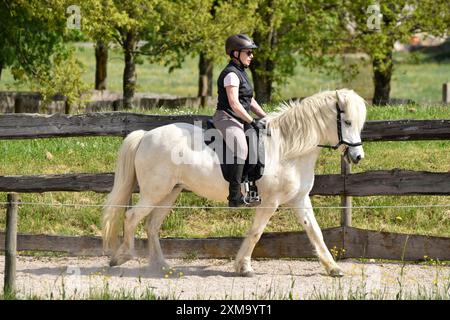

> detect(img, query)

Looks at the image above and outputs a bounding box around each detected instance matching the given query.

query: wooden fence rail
[1,226,450,261]
[1,112,450,140]
[1,170,450,195]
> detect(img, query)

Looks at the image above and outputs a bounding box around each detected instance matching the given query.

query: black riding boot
[227,162,245,207]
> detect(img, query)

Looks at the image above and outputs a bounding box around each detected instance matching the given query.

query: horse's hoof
[241,271,255,278]
[109,258,118,267]
[329,267,345,277]
[236,265,255,277]
[109,254,133,267]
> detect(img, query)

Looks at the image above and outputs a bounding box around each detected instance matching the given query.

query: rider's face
[234,50,253,66]
[241,50,253,65]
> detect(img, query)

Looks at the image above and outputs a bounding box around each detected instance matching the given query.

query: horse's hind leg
[110,190,173,267]
[235,203,277,276]
[109,198,155,267]
[145,187,182,271]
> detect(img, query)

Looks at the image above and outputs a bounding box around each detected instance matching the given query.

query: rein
[317,93,363,150]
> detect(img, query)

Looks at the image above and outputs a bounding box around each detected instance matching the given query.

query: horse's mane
[267,89,366,160]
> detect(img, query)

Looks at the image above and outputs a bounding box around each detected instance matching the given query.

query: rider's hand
[250,118,266,131]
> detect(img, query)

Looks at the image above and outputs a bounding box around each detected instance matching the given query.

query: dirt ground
[1,255,449,299]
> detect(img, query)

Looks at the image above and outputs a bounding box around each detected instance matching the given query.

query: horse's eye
[344,120,352,126]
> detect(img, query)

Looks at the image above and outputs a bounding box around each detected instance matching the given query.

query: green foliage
[44,49,90,106]
[343,1,449,64]
[341,0,450,101]
[0,1,90,107]
[3,1,447,105]
[242,0,450,101]
[141,0,258,70]
[81,0,162,43]
[13,48,90,109]
[229,0,352,100]
[254,0,346,80]
[0,0,66,75]
[80,0,166,107]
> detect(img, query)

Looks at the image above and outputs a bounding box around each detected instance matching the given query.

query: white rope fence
[1,201,450,210]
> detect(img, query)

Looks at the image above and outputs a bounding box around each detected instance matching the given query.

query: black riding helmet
[225,34,258,67]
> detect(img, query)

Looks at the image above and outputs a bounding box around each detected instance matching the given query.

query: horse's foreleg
[145,187,182,271]
[295,195,344,277]
[235,204,277,277]
[110,200,153,267]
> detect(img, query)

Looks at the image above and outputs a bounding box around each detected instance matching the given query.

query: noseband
[318,93,363,150]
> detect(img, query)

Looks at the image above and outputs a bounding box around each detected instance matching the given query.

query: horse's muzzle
[353,154,362,164]
[344,147,364,164]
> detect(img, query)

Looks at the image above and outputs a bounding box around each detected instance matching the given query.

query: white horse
[102,89,367,277]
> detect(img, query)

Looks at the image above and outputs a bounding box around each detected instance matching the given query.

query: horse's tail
[102,130,146,253]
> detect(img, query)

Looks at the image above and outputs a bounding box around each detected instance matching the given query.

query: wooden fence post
[443,83,450,105]
[4,193,18,296]
[340,156,352,227]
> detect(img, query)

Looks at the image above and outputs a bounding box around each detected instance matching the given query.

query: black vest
[216,61,253,123]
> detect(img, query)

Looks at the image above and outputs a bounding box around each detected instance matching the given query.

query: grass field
[0,43,449,104]
[0,43,449,240]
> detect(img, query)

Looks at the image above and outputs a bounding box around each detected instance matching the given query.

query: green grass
[280,51,450,104]
[0,43,202,98]
[1,43,449,104]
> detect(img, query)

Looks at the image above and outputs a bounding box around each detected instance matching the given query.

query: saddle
[204,119,266,203]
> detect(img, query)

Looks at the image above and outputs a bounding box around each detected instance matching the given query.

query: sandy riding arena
[1,255,449,299]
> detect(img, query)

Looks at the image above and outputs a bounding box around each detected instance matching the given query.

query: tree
[94,39,108,90]
[75,0,110,91]
[248,0,282,104]
[0,0,89,112]
[197,1,219,106]
[343,0,450,104]
[246,0,346,104]
[0,0,65,83]
[141,0,257,106]
[149,0,346,106]
[195,0,258,105]
[82,0,163,108]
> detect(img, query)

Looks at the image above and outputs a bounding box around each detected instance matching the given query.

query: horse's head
[267,89,367,162]
[319,90,367,164]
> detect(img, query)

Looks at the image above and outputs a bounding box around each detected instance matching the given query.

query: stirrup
[243,181,261,207]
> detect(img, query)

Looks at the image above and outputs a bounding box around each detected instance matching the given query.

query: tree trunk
[372,52,393,105]
[250,60,274,104]
[0,60,3,81]
[65,101,71,115]
[249,31,276,105]
[123,31,137,109]
[198,52,213,107]
[95,40,108,90]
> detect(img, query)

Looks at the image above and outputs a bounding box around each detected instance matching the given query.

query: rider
[212,34,267,207]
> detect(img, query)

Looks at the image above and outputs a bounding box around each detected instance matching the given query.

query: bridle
[317,93,363,150]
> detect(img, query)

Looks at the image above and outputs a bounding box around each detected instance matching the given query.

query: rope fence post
[4,193,18,296]
[340,155,352,227]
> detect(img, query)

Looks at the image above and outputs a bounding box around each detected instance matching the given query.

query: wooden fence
[1,112,450,290]
[0,91,216,114]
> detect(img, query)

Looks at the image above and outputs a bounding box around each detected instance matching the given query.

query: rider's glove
[250,118,266,131]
